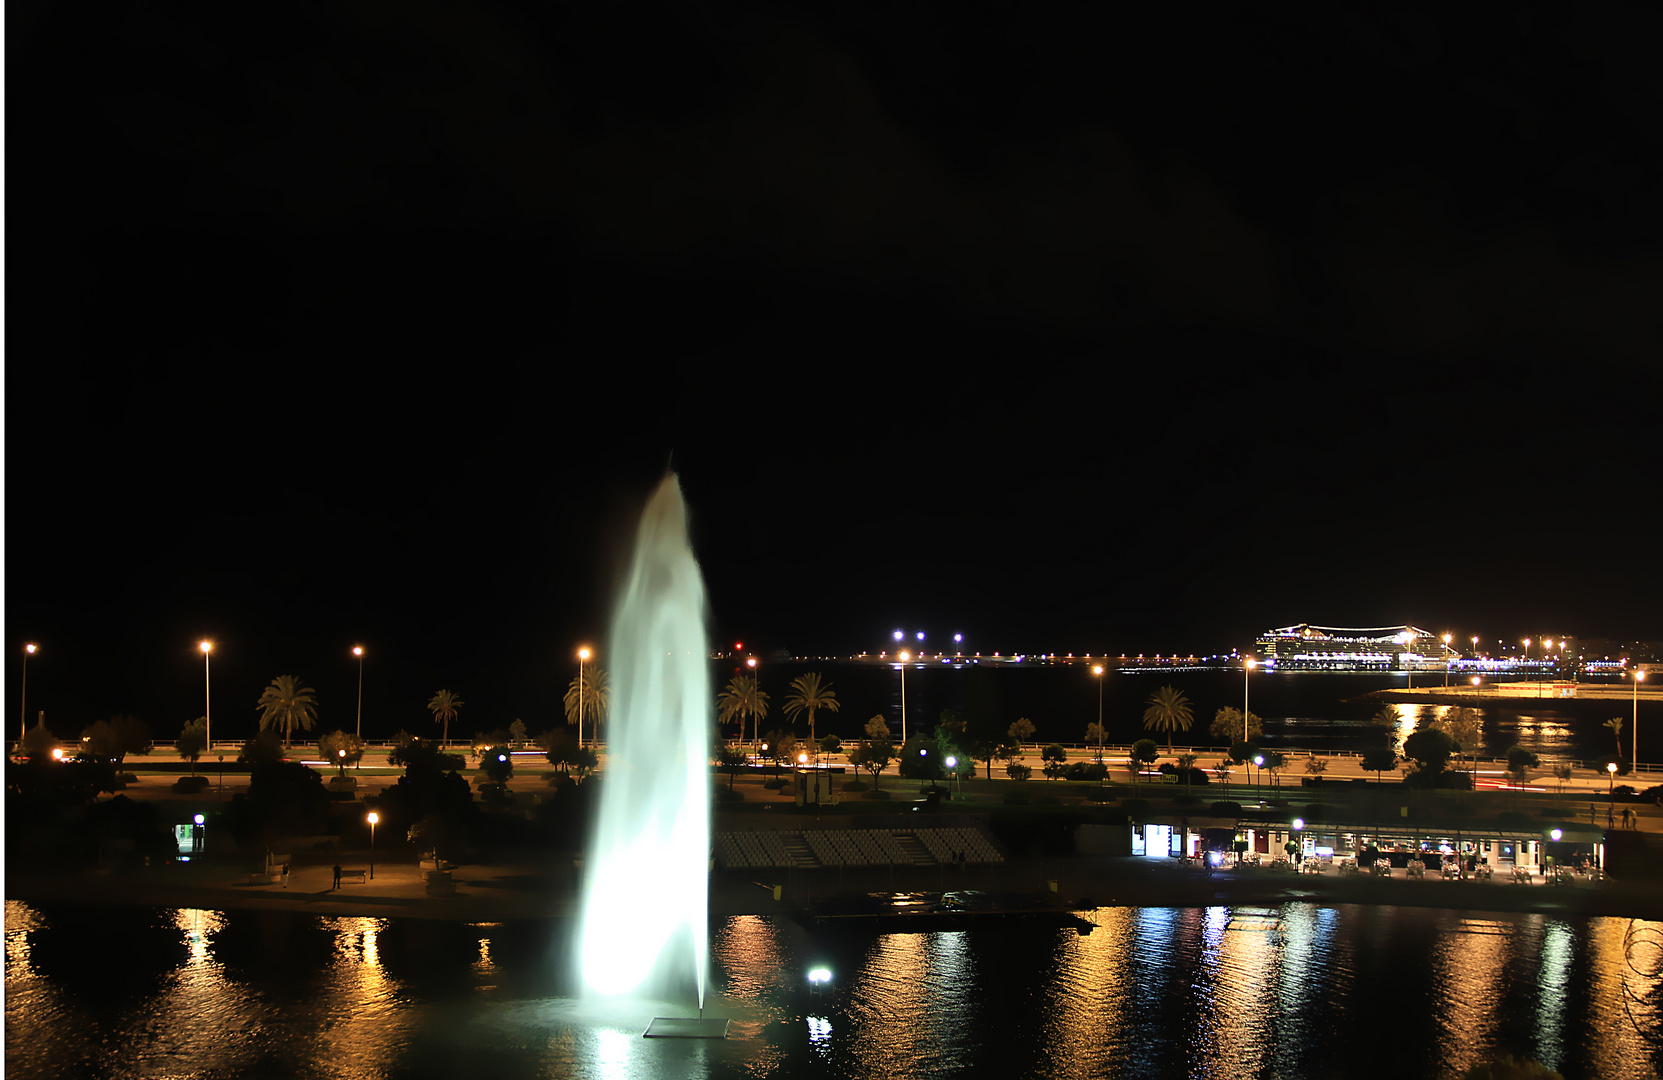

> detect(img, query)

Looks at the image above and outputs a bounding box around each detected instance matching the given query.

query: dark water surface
[8,900,1661,1079]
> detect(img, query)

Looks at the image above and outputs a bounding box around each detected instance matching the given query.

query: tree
[1506,745,1541,791]
[1437,707,1483,783]
[848,738,894,788]
[1305,757,1328,777]
[1006,762,1032,781]
[897,734,945,781]
[1227,740,1259,766]
[1604,718,1625,761]
[716,674,770,748]
[1084,722,1107,761]
[1007,717,1036,746]
[818,733,842,757]
[782,672,839,749]
[317,730,366,776]
[1403,728,1456,775]
[864,715,890,741]
[761,730,800,779]
[1213,758,1233,784]
[81,715,153,769]
[176,718,208,776]
[1553,763,1573,794]
[427,689,464,744]
[1177,752,1199,788]
[1041,743,1068,780]
[1130,739,1159,785]
[509,718,527,746]
[1261,750,1287,788]
[1210,706,1263,745]
[1372,705,1402,734]
[255,676,318,748]
[1142,686,1194,750]
[479,744,515,785]
[237,730,285,765]
[970,733,1020,780]
[563,667,611,735]
[715,744,748,790]
[1360,747,1398,784]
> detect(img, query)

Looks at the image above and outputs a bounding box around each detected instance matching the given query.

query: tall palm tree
[717,674,770,750]
[782,672,840,750]
[256,675,318,748]
[562,668,611,741]
[1142,685,1194,750]
[428,689,464,745]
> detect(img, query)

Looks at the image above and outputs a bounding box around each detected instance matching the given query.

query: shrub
[1063,761,1108,782]
[172,776,210,794]
[861,789,892,800]
[1006,762,1032,781]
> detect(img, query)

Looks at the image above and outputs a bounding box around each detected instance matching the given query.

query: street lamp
[1242,658,1256,741]
[1253,754,1264,801]
[367,811,379,879]
[352,646,365,739]
[20,643,37,744]
[1092,665,1106,771]
[897,651,911,745]
[1634,670,1646,767]
[1606,762,1618,828]
[1443,634,1453,686]
[577,647,591,749]
[200,641,213,753]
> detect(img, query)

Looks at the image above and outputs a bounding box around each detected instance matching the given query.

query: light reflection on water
[5,900,1661,1079]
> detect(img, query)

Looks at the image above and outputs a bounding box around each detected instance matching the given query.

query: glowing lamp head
[25,643,36,655]
[1254,755,1264,767]
[916,631,925,641]
[1093,665,1104,676]
[954,634,963,643]
[893,630,903,642]
[1472,676,1481,686]
[797,753,808,765]
[898,651,910,663]
[578,647,591,661]
[1608,762,1618,774]
[199,640,212,654]
[366,812,379,826]
[1245,658,1257,670]
[353,645,363,657]
[807,967,832,985]
[194,813,205,825]
[498,754,507,762]
[747,658,757,669]
[1292,818,1304,831]
[337,749,346,758]
[1443,634,1452,645]
[1550,828,1563,841]
[50,747,63,760]
[945,756,957,768]
[1639,671,1648,683]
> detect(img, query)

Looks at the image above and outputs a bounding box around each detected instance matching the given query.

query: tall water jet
[579,473,712,1013]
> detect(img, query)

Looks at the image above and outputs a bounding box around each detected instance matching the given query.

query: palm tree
[1142,685,1194,750]
[562,668,611,740]
[1605,717,1625,762]
[256,676,318,748]
[782,672,840,750]
[428,689,464,745]
[717,674,770,750]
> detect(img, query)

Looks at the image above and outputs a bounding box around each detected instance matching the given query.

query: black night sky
[7,5,1661,736]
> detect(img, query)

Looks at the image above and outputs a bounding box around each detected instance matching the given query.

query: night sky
[7,5,1660,738]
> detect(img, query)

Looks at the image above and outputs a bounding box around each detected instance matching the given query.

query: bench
[337,869,366,885]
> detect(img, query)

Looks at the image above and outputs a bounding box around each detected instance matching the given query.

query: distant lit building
[1254,624,1458,670]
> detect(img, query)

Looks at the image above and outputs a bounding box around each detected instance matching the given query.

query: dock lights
[807,967,832,985]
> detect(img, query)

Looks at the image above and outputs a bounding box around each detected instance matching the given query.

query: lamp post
[1242,658,1256,742]
[1634,670,1646,767]
[1443,634,1453,687]
[897,651,910,746]
[746,656,758,752]
[1606,762,1618,829]
[367,811,379,879]
[20,643,37,744]
[577,647,591,749]
[1253,754,1264,802]
[1522,638,1531,690]
[352,646,365,739]
[200,641,213,753]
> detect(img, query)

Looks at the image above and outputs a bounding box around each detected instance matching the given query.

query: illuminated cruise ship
[1254,624,1458,670]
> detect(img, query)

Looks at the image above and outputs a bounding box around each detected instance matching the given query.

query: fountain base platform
[644,1017,730,1039]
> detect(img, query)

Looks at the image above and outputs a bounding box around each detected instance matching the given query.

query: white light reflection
[807,1014,833,1058]
[1430,915,1509,1075]
[1535,917,1571,1069]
